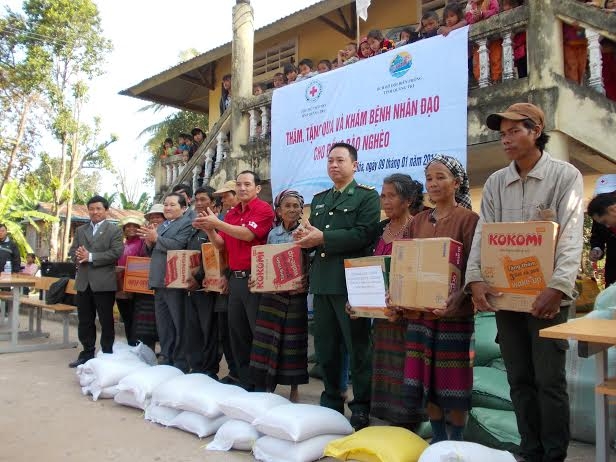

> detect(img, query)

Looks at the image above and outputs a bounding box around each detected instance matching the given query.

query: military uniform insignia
[357,183,376,190]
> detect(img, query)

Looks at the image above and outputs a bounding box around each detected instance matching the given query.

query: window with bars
[253,40,297,82]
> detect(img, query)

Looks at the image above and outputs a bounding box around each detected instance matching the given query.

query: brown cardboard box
[123,256,154,295]
[481,221,558,312]
[165,250,202,289]
[251,243,304,292]
[201,243,228,293]
[344,256,391,319]
[390,238,463,310]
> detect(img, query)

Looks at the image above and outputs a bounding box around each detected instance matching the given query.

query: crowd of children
[247,0,613,100]
[160,128,206,164]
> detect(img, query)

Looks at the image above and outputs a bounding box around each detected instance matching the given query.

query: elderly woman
[116,216,146,346]
[139,193,193,371]
[131,205,164,351]
[367,174,426,427]
[389,155,478,443]
[249,190,309,402]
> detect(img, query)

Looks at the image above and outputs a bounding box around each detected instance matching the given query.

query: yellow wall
[207,0,421,127]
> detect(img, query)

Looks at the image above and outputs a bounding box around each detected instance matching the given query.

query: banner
[271,27,469,204]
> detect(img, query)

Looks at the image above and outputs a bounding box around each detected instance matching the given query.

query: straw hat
[119,216,145,228]
[144,204,164,220]
[214,180,237,196]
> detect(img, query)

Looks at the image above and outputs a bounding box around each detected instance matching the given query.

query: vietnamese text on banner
[270,26,469,203]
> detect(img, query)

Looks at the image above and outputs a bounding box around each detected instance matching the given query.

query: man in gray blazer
[68,195,124,368]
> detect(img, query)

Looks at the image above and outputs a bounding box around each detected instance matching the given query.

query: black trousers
[185,290,219,376]
[76,286,116,356]
[215,294,238,378]
[116,298,135,346]
[227,276,260,388]
[496,307,570,462]
[154,288,188,371]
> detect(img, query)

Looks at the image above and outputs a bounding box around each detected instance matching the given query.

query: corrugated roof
[120,0,355,112]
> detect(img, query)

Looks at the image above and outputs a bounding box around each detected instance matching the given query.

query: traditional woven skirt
[133,293,158,343]
[371,318,426,425]
[250,292,309,388]
[403,315,474,411]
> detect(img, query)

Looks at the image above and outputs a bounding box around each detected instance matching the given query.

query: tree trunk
[61,176,76,260]
[0,97,31,192]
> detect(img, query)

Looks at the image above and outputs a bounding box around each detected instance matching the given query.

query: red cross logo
[309,86,318,97]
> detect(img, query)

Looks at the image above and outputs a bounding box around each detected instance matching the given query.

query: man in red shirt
[193,170,275,389]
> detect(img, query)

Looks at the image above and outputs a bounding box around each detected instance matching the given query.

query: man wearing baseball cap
[465,103,584,462]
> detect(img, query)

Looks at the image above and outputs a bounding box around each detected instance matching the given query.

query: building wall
[207,0,421,128]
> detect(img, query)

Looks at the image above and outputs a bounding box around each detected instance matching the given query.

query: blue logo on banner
[389,51,413,78]
[305,80,323,102]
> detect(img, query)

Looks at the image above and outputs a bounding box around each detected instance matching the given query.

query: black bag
[45,277,70,304]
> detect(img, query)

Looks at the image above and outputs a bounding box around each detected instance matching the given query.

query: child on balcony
[219,74,232,115]
[358,37,374,59]
[366,29,396,55]
[338,42,360,66]
[161,138,174,159]
[317,59,332,73]
[438,3,467,36]
[283,63,298,84]
[502,0,527,78]
[272,72,285,88]
[396,27,418,47]
[175,134,190,155]
[467,0,502,83]
[295,59,318,82]
[417,11,440,40]
[563,21,587,85]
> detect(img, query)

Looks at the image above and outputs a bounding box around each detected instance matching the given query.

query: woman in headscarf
[249,190,309,402]
[387,154,478,443]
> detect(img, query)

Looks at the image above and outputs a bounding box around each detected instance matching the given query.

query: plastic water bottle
[2,260,11,274]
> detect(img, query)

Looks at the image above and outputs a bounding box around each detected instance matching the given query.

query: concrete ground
[0,314,613,462]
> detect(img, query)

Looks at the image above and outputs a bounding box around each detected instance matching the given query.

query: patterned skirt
[403,315,474,411]
[371,318,426,425]
[133,293,158,342]
[250,292,309,388]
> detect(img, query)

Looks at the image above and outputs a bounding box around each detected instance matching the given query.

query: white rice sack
[253,404,353,442]
[219,392,290,423]
[144,404,182,426]
[151,374,246,417]
[94,350,144,363]
[93,385,120,401]
[86,358,149,389]
[117,365,184,405]
[206,419,260,451]
[114,390,144,409]
[169,411,229,438]
[418,441,516,462]
[132,342,157,366]
[253,434,342,462]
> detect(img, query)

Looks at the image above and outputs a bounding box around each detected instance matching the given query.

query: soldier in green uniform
[295,142,380,430]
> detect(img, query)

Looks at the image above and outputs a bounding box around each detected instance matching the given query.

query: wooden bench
[17,277,78,350]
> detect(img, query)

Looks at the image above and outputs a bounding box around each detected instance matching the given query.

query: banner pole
[356,12,360,45]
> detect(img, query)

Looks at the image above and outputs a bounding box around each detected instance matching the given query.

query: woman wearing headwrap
[249,190,309,402]
[386,154,479,443]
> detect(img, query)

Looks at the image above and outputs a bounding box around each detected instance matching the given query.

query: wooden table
[541,318,616,462]
[0,274,43,353]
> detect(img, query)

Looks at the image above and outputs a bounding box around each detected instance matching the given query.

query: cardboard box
[344,256,390,319]
[165,250,202,289]
[481,221,558,312]
[251,243,304,292]
[201,243,228,293]
[123,256,154,295]
[390,238,463,310]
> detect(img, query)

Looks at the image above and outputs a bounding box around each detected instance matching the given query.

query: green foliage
[119,192,151,212]
[140,108,209,179]
[0,180,57,257]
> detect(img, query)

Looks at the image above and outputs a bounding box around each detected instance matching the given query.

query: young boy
[317,59,332,73]
[295,58,318,82]
[175,134,189,155]
[272,72,285,88]
[366,29,396,54]
[337,42,360,67]
[418,11,440,40]
[283,63,298,84]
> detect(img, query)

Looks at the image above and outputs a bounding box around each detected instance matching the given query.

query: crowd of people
[58,99,601,461]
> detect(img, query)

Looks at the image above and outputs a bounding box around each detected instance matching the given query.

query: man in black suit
[68,195,124,367]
